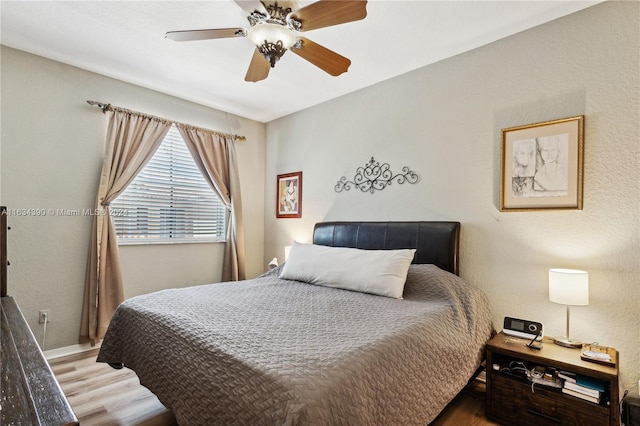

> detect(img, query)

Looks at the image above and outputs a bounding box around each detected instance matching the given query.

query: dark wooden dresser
[0,207,78,425]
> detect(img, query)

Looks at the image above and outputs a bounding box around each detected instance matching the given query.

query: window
[111,126,226,244]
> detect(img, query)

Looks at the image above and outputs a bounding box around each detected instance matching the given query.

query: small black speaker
[623,395,640,426]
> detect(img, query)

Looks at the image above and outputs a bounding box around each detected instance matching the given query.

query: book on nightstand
[562,387,601,404]
[561,374,605,403]
[564,381,602,398]
[575,375,606,392]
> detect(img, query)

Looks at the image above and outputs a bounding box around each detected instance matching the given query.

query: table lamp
[548,268,589,348]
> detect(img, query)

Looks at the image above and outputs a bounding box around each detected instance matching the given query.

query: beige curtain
[81,109,172,344]
[177,124,246,281]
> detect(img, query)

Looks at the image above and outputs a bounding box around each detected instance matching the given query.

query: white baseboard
[44,341,101,360]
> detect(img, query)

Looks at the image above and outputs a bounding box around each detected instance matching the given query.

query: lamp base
[553,336,583,348]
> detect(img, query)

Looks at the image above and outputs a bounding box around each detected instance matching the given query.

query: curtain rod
[86,100,246,142]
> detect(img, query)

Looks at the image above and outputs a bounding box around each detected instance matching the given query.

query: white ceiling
[0,1,601,123]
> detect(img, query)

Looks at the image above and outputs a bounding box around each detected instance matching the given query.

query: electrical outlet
[38,310,51,324]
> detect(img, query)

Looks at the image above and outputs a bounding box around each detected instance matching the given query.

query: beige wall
[265,2,639,393]
[0,46,266,349]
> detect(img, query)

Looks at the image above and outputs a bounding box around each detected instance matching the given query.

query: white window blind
[111,126,226,244]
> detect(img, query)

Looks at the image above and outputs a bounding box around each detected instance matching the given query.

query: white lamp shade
[247,23,296,49]
[548,268,589,306]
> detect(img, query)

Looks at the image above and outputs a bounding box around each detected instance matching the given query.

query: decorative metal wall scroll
[334,157,420,194]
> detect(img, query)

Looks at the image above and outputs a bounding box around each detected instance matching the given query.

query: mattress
[97,264,493,425]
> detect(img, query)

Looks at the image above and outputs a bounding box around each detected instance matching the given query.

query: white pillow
[279,242,416,299]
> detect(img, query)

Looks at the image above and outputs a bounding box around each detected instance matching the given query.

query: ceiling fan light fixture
[247,23,297,67]
[166,0,368,81]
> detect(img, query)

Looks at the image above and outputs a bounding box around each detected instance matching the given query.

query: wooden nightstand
[485,332,619,426]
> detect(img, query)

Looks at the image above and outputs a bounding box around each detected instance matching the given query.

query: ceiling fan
[166,0,367,82]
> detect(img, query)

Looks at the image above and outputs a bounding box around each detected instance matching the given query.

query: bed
[97,221,493,425]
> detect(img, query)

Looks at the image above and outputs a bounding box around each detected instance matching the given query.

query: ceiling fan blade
[291,0,367,32]
[291,37,351,76]
[165,28,245,42]
[245,48,271,82]
[233,0,267,15]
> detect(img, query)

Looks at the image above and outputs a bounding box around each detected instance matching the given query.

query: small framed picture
[500,116,584,211]
[276,172,302,218]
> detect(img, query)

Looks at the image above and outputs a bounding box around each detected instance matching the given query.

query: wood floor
[50,350,499,426]
[50,349,177,426]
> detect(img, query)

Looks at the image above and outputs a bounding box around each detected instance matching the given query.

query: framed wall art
[500,116,584,211]
[276,171,302,218]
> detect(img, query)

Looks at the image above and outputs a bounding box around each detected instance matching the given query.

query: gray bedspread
[98,264,493,425]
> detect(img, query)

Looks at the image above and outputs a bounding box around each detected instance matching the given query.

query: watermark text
[2,208,129,217]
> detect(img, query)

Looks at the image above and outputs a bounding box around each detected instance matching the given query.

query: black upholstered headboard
[312,221,460,275]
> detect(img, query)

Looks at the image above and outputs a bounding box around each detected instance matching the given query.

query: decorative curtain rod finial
[86,100,111,114]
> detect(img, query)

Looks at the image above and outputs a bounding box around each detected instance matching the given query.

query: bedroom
[1,0,638,424]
